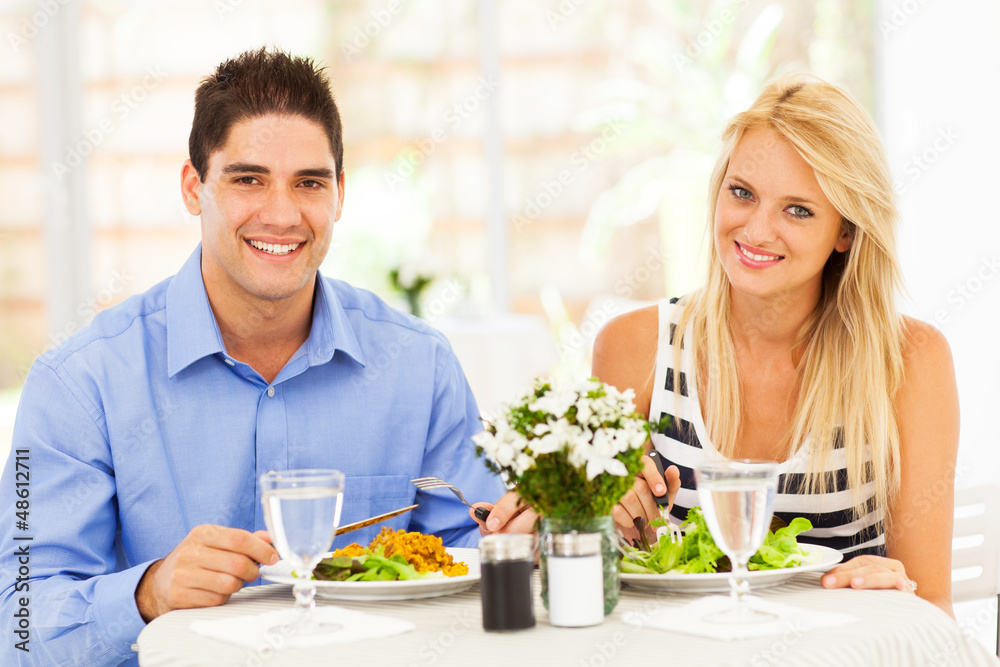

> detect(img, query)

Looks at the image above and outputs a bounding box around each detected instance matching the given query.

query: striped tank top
[649,298,886,558]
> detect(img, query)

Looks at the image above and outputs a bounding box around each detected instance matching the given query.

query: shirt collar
[307,271,366,368]
[166,244,366,378]
[166,245,226,378]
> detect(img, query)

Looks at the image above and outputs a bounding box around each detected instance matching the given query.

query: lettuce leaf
[620,507,813,574]
[314,549,439,582]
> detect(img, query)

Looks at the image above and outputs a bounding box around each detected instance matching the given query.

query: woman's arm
[822,318,959,616]
[888,319,959,615]
[592,305,681,539]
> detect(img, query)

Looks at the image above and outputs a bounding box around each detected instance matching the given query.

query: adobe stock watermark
[878,0,928,38]
[24,269,135,380]
[403,610,476,666]
[349,279,467,394]
[892,126,959,196]
[340,0,404,62]
[383,75,501,190]
[748,620,807,666]
[240,625,289,667]
[52,66,169,180]
[512,119,626,233]
[921,613,988,667]
[213,0,248,19]
[924,254,999,330]
[674,0,750,72]
[545,0,585,29]
[7,0,70,54]
[893,458,968,541]
[558,247,669,358]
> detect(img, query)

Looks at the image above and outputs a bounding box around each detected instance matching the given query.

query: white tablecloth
[137,572,1000,666]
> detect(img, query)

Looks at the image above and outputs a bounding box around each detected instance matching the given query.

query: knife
[335,504,418,536]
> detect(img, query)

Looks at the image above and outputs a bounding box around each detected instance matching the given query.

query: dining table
[136,567,1000,667]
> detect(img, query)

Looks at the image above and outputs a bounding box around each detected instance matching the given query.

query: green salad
[620,506,813,575]
[312,550,442,582]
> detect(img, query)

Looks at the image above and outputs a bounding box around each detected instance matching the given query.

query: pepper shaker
[479,534,536,631]
[544,532,604,627]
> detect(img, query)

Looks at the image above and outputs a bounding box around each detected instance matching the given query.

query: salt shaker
[479,534,536,631]
[544,532,603,627]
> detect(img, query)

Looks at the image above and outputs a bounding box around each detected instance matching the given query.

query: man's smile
[246,239,304,257]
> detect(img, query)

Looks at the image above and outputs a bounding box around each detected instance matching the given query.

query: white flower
[591,428,617,458]
[529,388,576,418]
[530,432,562,455]
[476,376,648,486]
[513,453,535,475]
[585,456,628,480]
[494,441,518,468]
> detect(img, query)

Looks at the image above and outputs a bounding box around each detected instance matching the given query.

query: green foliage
[621,507,813,574]
[516,446,646,520]
[313,548,438,582]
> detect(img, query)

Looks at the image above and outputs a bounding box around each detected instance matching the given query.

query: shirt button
[267,386,275,397]
[224,358,235,366]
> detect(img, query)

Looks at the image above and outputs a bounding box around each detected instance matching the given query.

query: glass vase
[539,515,619,615]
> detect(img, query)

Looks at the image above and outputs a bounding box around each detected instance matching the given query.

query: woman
[592,75,959,615]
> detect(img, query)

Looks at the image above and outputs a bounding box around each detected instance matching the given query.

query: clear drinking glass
[694,459,779,624]
[260,469,345,635]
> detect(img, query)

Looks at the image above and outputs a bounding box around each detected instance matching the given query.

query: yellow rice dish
[332,527,469,577]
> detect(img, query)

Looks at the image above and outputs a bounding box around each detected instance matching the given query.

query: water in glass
[699,478,775,563]
[695,460,779,624]
[260,469,345,639]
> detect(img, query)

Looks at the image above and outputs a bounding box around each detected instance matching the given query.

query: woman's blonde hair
[675,74,905,521]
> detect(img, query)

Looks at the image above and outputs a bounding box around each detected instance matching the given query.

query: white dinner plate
[260,547,480,601]
[621,543,843,593]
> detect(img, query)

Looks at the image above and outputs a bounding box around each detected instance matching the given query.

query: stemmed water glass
[694,459,780,624]
[260,469,345,636]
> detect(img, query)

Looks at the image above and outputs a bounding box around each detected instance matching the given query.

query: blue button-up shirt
[0,246,505,666]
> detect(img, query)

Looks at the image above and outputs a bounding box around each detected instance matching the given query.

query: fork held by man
[410,477,492,522]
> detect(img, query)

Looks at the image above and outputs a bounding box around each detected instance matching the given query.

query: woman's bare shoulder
[896,316,958,449]
[591,304,660,409]
[900,316,954,375]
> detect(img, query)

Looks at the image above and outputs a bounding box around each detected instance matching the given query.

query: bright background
[0,0,997,646]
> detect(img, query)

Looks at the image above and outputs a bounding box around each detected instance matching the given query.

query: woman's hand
[612,454,681,543]
[471,491,537,535]
[820,554,917,593]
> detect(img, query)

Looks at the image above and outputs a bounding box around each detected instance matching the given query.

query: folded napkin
[190,606,415,650]
[623,595,858,641]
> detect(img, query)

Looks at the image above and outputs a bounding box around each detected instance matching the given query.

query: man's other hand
[135,525,278,622]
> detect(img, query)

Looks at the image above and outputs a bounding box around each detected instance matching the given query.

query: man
[0,48,508,666]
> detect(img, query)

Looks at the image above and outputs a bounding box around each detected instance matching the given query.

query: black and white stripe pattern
[649,299,886,558]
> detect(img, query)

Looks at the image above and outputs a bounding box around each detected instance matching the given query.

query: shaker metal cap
[479,533,535,561]
[547,531,602,556]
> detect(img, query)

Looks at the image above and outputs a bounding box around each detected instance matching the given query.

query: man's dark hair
[188,47,343,181]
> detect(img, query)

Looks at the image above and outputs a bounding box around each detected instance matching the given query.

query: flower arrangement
[473,378,652,520]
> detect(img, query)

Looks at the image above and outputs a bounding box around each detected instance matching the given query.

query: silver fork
[410,477,491,522]
[656,521,683,544]
[629,516,682,551]
[647,450,682,544]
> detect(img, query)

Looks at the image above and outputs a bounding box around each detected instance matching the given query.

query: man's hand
[135,525,278,623]
[470,491,537,535]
